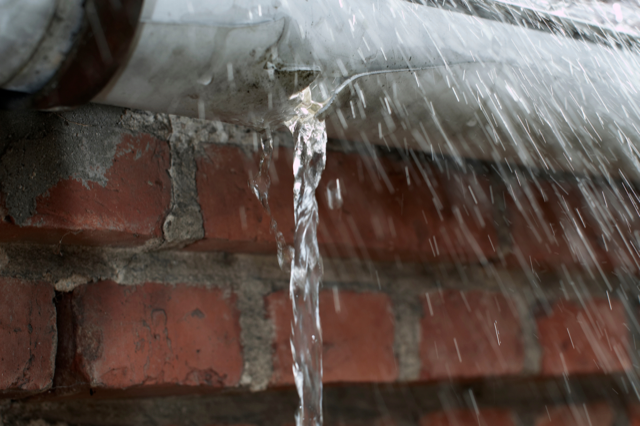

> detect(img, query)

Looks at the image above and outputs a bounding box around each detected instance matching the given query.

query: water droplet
[326,179,343,210]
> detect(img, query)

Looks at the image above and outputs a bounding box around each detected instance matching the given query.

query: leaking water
[254,88,327,426]
[286,89,327,426]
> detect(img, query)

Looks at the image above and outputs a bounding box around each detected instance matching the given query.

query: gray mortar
[0,244,115,286]
[120,109,265,248]
[108,251,272,287]
[118,109,172,140]
[512,288,543,376]
[391,287,423,381]
[0,240,624,301]
[121,109,258,151]
[120,108,298,154]
[0,105,126,225]
[119,109,208,247]
[54,273,90,292]
[1,377,634,426]
[236,278,275,391]
[161,116,206,247]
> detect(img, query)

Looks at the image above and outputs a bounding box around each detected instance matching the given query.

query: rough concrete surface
[390,285,423,381]
[237,278,275,391]
[0,106,125,224]
[161,116,206,247]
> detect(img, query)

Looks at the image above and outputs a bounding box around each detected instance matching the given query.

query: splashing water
[285,88,327,426]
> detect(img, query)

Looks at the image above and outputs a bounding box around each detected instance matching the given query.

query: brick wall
[0,105,639,425]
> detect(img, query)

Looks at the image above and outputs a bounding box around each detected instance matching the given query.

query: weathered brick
[536,299,630,376]
[628,404,640,426]
[420,409,514,426]
[191,144,497,263]
[317,147,496,263]
[71,281,243,393]
[192,144,290,254]
[506,179,607,269]
[266,290,397,384]
[593,183,640,271]
[0,278,56,396]
[505,177,640,272]
[534,403,613,426]
[419,290,524,380]
[0,133,171,246]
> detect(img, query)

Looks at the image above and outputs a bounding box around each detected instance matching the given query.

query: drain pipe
[0,0,142,110]
[2,0,640,174]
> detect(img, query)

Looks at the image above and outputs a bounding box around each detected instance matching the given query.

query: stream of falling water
[253,88,327,426]
[251,129,294,271]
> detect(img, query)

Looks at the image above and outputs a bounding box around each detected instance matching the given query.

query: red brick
[534,403,613,426]
[191,144,497,263]
[506,179,607,269]
[192,144,291,254]
[0,278,56,395]
[0,133,171,246]
[628,404,640,426]
[506,176,640,272]
[593,183,640,271]
[266,290,397,384]
[318,148,496,263]
[419,290,524,380]
[420,409,514,426]
[537,298,630,376]
[71,281,242,392]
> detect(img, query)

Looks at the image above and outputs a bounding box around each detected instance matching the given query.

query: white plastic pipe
[0,0,57,87]
[0,0,83,93]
